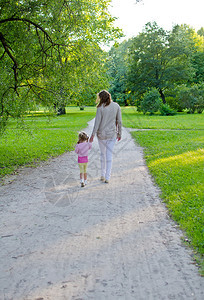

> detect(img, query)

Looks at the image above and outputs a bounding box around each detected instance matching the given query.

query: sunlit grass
[122,106,204,274]
[0,107,96,178]
[130,127,204,275]
[121,106,204,129]
[149,149,204,168]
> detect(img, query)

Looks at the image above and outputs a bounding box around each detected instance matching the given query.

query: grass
[0,107,96,178]
[1,105,204,273]
[121,107,204,275]
[122,106,204,129]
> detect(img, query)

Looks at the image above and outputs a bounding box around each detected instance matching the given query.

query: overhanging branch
[0,17,64,95]
[0,17,53,44]
[0,32,18,92]
[0,50,6,61]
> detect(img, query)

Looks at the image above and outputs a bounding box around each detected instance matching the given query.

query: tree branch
[0,32,18,92]
[0,17,67,47]
[0,50,6,61]
[35,27,48,55]
[0,17,54,44]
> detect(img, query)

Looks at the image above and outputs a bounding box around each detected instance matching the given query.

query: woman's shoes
[100,176,109,183]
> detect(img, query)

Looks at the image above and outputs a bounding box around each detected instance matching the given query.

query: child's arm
[75,144,79,154]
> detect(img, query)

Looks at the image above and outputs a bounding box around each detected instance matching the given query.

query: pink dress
[75,142,92,163]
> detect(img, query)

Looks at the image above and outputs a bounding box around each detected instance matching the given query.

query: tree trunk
[159,89,166,104]
[57,106,66,115]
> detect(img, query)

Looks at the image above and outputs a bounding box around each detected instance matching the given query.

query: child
[75,131,92,187]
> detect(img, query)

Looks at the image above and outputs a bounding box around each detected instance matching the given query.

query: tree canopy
[108,22,204,110]
[0,0,122,130]
[107,40,132,106]
[127,22,197,103]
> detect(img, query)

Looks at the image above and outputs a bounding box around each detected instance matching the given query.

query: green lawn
[122,107,204,274]
[122,106,204,129]
[1,105,204,273]
[0,107,96,178]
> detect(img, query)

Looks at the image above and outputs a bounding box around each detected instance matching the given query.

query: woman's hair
[97,90,112,107]
[77,131,89,144]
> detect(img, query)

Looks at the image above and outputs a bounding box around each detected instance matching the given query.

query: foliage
[127,23,197,104]
[141,88,162,114]
[197,27,204,37]
[121,109,204,271]
[191,83,204,113]
[165,94,182,112]
[107,22,204,110]
[159,103,176,116]
[176,83,204,114]
[191,52,204,83]
[0,0,122,131]
[107,40,131,105]
[131,129,204,266]
[0,107,96,178]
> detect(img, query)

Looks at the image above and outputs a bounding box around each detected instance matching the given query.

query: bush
[194,82,204,113]
[166,96,182,112]
[196,96,204,113]
[141,88,162,115]
[176,85,196,114]
[115,93,128,106]
[176,83,204,114]
[160,104,176,116]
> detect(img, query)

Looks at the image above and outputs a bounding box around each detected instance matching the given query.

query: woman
[89,90,122,183]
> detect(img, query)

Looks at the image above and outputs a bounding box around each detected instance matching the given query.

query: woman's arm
[116,106,122,141]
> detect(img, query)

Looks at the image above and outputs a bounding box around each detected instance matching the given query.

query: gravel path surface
[0,120,204,300]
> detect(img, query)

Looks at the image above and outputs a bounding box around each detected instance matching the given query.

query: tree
[43,42,110,111]
[0,0,122,130]
[107,40,131,105]
[191,52,204,84]
[190,27,204,84]
[127,22,195,104]
[197,27,204,37]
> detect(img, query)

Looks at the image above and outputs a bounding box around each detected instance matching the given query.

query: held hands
[89,135,94,143]
[117,134,121,141]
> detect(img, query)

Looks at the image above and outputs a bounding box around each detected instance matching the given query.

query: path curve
[0,119,204,300]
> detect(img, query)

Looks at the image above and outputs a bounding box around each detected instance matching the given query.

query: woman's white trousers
[98,138,116,181]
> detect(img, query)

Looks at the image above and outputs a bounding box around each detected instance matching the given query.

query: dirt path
[0,120,204,300]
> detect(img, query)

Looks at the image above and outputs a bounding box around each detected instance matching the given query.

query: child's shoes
[80,179,85,187]
[80,180,87,187]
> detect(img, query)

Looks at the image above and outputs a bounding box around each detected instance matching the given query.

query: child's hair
[77,131,89,144]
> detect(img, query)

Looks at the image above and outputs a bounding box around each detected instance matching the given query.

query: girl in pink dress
[75,131,92,187]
